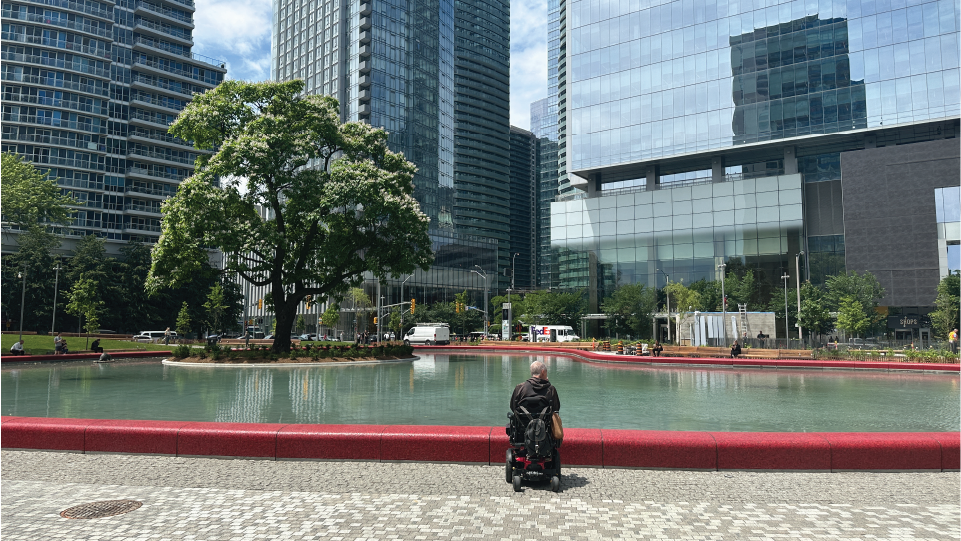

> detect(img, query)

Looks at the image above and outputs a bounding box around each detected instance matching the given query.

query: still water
[2,354,958,432]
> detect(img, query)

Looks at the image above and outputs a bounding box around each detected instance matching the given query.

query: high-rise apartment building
[508,125,537,290]
[269,0,507,325]
[530,97,559,287]
[1,0,226,254]
[555,0,960,339]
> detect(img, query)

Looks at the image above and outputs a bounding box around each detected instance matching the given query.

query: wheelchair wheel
[505,449,514,484]
[512,474,522,492]
[550,475,560,492]
[552,449,561,478]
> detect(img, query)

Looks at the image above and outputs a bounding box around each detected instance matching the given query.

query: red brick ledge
[416,345,960,372]
[1,351,171,363]
[1,416,956,471]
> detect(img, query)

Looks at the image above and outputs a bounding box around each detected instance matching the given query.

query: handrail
[131,74,194,96]
[126,166,185,182]
[134,57,215,85]
[129,128,194,147]
[136,0,192,24]
[134,17,191,42]
[1,31,111,59]
[3,132,106,152]
[1,71,109,97]
[133,36,225,68]
[2,93,107,115]
[125,184,177,197]
[2,10,112,39]
[0,51,110,79]
[1,113,102,133]
[129,109,174,127]
[21,0,111,19]
[127,147,196,166]
[123,203,162,214]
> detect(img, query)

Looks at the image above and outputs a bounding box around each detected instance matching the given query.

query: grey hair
[530,360,547,377]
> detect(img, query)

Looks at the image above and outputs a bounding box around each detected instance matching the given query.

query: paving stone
[1,450,958,540]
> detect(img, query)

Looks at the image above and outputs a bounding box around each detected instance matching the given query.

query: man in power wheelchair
[506,360,562,492]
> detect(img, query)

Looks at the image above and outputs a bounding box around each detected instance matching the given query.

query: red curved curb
[415,346,960,372]
[1,351,171,363]
[2,416,956,471]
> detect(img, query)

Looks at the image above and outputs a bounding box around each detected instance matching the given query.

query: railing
[21,0,112,20]
[2,10,112,39]
[133,57,218,86]
[126,166,184,182]
[2,93,107,115]
[2,132,106,152]
[129,109,174,127]
[162,0,195,9]
[134,17,191,42]
[136,0,192,24]
[131,74,194,96]
[125,222,162,232]
[1,51,110,78]
[1,31,111,59]
[132,36,224,68]
[1,113,102,133]
[129,127,194,147]
[124,203,162,214]
[27,156,104,171]
[127,147,196,166]
[1,71,109,97]
[125,184,177,197]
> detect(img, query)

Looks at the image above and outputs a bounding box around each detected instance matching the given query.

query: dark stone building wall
[840,137,960,308]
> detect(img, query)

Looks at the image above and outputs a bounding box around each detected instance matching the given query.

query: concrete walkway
[2,450,958,540]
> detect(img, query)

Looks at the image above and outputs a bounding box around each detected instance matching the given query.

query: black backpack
[524,411,551,457]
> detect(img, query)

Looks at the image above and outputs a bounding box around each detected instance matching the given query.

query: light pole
[506,253,518,340]
[472,265,489,338]
[657,268,671,343]
[18,266,27,342]
[400,274,412,339]
[795,251,804,345]
[717,263,727,347]
[782,273,791,344]
[51,261,61,334]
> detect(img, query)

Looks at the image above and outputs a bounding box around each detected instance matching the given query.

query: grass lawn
[2,334,172,355]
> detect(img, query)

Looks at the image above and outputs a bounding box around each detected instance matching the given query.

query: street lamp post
[400,274,412,339]
[506,253,518,340]
[471,266,489,338]
[18,267,26,342]
[795,251,804,345]
[782,273,791,344]
[51,262,61,334]
[718,263,727,347]
[656,268,671,343]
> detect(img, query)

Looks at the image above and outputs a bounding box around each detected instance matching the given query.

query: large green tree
[65,272,104,348]
[930,273,960,340]
[147,80,433,351]
[1,152,73,230]
[521,289,587,329]
[824,271,886,334]
[796,282,834,338]
[835,295,872,337]
[602,283,658,338]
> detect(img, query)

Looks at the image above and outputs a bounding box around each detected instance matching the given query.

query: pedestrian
[54,332,65,355]
[164,327,171,346]
[9,339,25,356]
[949,328,959,354]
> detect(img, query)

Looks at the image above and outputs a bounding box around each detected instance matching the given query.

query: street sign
[502,303,511,309]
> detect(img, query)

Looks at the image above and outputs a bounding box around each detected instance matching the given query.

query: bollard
[617,341,624,355]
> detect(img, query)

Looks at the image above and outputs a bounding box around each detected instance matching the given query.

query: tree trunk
[272,301,296,352]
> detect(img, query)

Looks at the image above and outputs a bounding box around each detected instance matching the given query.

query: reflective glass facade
[567,0,961,170]
[551,175,804,291]
[509,126,537,290]
[531,97,560,287]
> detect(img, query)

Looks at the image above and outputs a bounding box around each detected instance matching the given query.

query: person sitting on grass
[9,339,25,356]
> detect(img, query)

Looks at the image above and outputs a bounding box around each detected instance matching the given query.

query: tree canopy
[148,80,433,351]
[1,152,73,230]
[601,283,657,338]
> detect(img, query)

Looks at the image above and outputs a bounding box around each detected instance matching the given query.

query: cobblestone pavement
[2,450,958,540]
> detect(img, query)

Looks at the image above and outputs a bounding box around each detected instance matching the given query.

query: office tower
[556,0,959,337]
[269,0,507,328]
[1,0,226,254]
[508,125,536,290]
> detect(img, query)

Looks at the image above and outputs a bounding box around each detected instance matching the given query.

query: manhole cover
[60,500,142,519]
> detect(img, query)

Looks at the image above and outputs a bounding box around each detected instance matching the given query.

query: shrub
[172,344,191,358]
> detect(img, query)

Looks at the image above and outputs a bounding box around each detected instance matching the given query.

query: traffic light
[455,302,460,313]
[258,298,263,309]
[374,317,378,324]
[411,298,415,313]
[305,295,312,309]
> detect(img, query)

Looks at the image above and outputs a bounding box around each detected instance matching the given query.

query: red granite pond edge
[1,417,957,471]
[416,346,961,372]
[1,351,171,363]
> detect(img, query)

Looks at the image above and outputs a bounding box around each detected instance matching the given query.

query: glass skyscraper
[508,125,537,290]
[1,0,226,254]
[555,0,960,327]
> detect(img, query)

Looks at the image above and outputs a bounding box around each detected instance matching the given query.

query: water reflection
[1,356,958,432]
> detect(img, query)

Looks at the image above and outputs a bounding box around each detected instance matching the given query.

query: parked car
[299,333,317,341]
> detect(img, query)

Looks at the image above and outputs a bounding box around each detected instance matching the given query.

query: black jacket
[510,377,560,413]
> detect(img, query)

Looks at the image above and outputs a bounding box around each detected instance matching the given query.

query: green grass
[2,334,172,355]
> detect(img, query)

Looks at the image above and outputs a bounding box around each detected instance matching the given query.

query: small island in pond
[169,342,415,364]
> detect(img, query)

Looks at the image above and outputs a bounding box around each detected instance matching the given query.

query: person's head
[18,339,23,344]
[530,360,548,380]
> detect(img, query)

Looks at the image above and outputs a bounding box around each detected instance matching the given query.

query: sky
[191,0,548,130]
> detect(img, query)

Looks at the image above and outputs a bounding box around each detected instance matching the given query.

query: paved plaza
[2,450,959,540]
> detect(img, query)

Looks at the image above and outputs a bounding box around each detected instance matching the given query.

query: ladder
[738,304,751,340]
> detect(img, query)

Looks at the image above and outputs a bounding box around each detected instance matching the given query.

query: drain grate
[60,499,143,519]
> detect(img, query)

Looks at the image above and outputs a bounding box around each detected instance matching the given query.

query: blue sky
[191,0,547,130]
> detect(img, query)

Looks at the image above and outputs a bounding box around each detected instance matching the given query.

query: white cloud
[510,0,549,130]
[193,0,273,81]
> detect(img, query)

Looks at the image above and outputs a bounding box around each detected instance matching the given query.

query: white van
[134,330,178,343]
[404,323,451,346]
[528,325,580,343]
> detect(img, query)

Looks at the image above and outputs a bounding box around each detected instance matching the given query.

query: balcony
[124,202,163,215]
[1,10,112,39]
[129,109,174,129]
[134,18,192,45]
[124,222,162,233]
[128,128,197,149]
[20,0,112,21]
[130,93,184,115]
[134,1,194,27]
[132,37,225,70]
[2,131,106,152]
[1,51,110,79]
[2,92,108,116]
[1,30,111,60]
[133,57,216,87]
[131,74,195,98]
[126,165,186,183]
[125,183,177,199]
[127,147,196,167]
[2,112,103,134]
